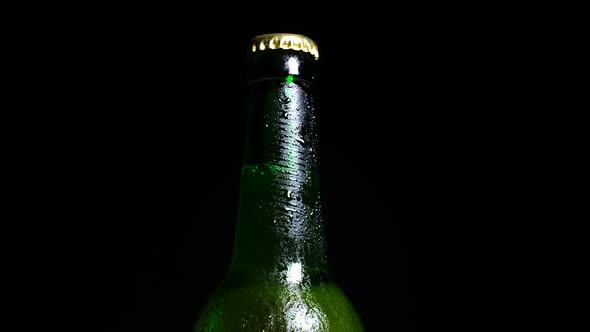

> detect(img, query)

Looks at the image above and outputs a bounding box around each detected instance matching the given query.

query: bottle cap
[250,33,319,60]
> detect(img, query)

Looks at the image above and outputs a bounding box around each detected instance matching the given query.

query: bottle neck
[230,73,328,279]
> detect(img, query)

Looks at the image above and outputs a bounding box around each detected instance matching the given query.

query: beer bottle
[195,33,364,331]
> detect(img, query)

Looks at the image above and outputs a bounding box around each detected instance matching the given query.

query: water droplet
[287,190,292,198]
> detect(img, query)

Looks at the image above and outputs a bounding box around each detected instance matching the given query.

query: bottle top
[250,33,319,60]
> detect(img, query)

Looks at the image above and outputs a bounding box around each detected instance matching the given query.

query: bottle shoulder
[195,270,364,332]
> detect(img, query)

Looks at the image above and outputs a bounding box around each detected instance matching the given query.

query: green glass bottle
[194,33,364,331]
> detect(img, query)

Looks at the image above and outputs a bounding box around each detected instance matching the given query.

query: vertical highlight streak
[275,82,325,331]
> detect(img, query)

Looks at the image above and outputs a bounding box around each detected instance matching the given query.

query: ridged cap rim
[250,33,319,60]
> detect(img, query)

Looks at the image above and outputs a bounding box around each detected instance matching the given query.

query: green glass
[194,34,364,331]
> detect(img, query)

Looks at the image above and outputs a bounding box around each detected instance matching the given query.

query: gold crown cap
[250,33,319,60]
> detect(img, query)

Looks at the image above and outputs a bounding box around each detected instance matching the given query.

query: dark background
[2,2,590,332]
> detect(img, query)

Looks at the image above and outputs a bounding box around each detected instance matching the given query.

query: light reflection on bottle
[287,56,300,75]
[282,262,325,331]
[276,81,309,252]
[286,262,303,284]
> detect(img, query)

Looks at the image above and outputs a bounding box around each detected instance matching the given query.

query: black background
[2,2,590,332]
